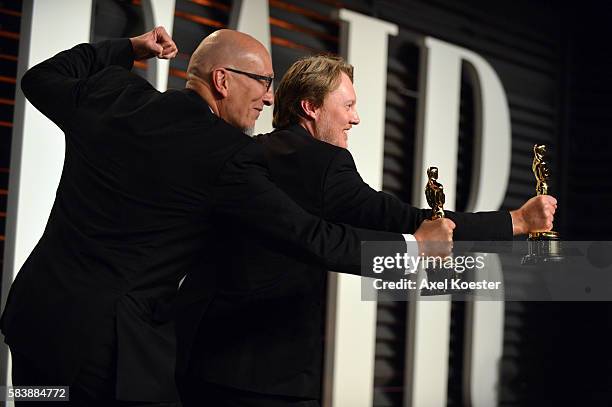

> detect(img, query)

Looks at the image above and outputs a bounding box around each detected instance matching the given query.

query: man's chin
[335,137,348,149]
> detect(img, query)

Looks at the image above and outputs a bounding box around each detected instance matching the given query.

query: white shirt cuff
[402,234,420,274]
[402,234,416,243]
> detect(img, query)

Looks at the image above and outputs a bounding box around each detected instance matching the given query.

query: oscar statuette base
[522,231,564,265]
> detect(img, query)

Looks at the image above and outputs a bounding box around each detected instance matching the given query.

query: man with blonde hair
[190,54,557,406]
[272,55,355,147]
[267,54,556,236]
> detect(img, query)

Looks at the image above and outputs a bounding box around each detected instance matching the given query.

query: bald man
[184,28,274,135]
[1,28,414,406]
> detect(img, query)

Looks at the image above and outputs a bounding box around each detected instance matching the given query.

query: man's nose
[351,110,360,125]
[263,88,274,106]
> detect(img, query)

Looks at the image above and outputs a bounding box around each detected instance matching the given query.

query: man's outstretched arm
[323,148,555,241]
[212,141,410,275]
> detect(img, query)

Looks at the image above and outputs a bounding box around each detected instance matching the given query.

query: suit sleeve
[322,148,429,232]
[442,210,512,240]
[21,39,134,130]
[212,141,405,275]
[323,148,513,240]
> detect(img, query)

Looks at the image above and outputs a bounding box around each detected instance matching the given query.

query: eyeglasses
[224,67,274,91]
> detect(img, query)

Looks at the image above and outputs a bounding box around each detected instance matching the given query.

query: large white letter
[1,0,94,388]
[228,0,273,134]
[414,36,511,214]
[322,10,397,407]
[407,35,510,407]
[142,0,175,92]
[462,254,505,407]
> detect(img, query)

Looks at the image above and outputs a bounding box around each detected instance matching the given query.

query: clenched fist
[129,26,178,61]
[510,195,557,235]
[413,217,456,257]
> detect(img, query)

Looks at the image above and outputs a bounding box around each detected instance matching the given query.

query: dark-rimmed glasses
[224,67,274,91]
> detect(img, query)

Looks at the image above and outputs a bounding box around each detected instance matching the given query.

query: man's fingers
[513,195,559,234]
[536,195,557,221]
[162,44,178,58]
[153,26,178,59]
[161,40,176,51]
[443,220,454,241]
[154,26,171,42]
[534,194,556,206]
[444,219,456,230]
[154,43,164,57]
[543,203,555,216]
[161,44,179,59]
[163,50,178,59]
[162,42,177,51]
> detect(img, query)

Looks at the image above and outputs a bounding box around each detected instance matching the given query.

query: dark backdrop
[0,1,611,405]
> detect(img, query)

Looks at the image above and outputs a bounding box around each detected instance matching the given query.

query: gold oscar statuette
[422,167,457,295]
[425,167,445,220]
[523,144,563,264]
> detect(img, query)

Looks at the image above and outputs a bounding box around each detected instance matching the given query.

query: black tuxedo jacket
[0,40,402,402]
[182,125,512,399]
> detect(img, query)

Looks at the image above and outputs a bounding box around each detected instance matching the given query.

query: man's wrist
[510,209,526,235]
[129,37,145,61]
[128,37,136,60]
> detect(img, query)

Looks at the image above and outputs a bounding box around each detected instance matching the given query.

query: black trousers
[178,377,320,407]
[11,347,179,407]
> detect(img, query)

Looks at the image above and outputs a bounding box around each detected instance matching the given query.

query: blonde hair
[272,55,353,129]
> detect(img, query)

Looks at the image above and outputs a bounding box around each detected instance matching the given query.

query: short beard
[243,127,255,137]
[316,116,344,148]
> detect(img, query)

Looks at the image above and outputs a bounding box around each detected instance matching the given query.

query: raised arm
[21,39,133,129]
[21,26,177,129]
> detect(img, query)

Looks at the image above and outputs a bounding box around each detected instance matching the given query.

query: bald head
[185,29,274,134]
[187,29,270,87]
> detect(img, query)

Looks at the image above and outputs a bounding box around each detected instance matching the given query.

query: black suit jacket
[0,41,403,402]
[182,125,512,399]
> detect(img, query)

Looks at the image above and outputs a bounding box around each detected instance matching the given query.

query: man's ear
[211,69,229,97]
[300,99,319,120]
